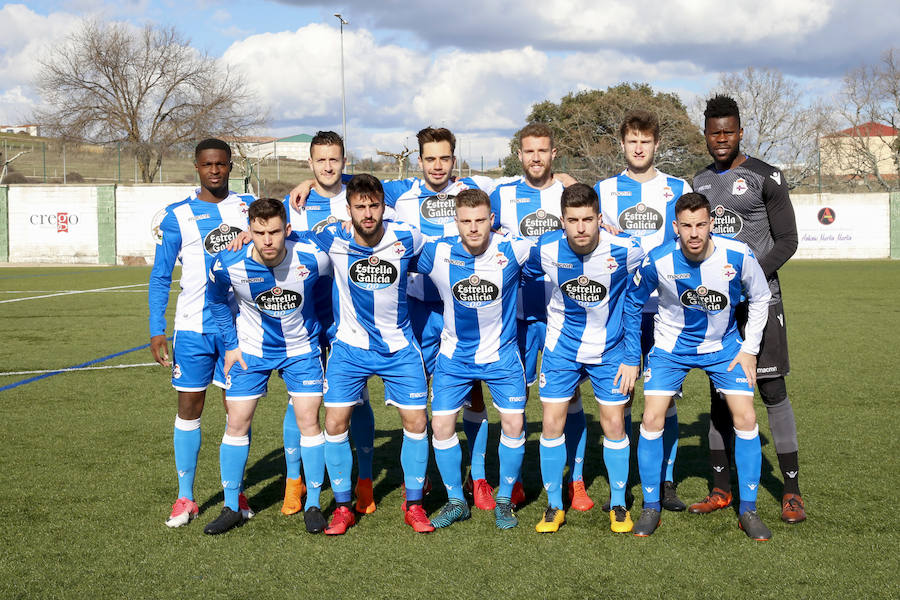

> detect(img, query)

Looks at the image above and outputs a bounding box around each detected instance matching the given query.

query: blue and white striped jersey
[416,233,532,364]
[285,186,349,233]
[624,235,771,361]
[490,179,565,321]
[207,238,331,358]
[148,189,253,337]
[382,175,510,302]
[595,171,691,316]
[523,229,644,364]
[312,220,425,353]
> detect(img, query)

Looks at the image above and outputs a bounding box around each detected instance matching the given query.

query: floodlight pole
[335,13,349,144]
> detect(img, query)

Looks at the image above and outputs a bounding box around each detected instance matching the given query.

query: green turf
[0,261,898,599]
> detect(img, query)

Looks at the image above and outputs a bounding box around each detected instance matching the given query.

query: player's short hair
[620,109,659,142]
[310,130,344,157]
[704,95,741,127]
[417,127,456,154]
[518,122,554,146]
[560,183,599,215]
[346,173,384,203]
[248,197,287,224]
[674,192,711,218]
[455,188,490,211]
[195,138,232,160]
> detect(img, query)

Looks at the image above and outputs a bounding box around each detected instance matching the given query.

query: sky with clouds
[2,1,898,164]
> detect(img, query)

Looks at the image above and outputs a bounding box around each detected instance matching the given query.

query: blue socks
[463,407,488,481]
[300,432,326,509]
[283,400,302,480]
[637,425,663,511]
[564,400,587,483]
[735,425,762,514]
[173,416,201,500]
[662,406,679,483]
[603,435,630,508]
[401,428,429,502]
[539,434,566,509]
[324,431,353,504]
[219,433,250,511]
[497,432,525,499]
[433,434,465,501]
[350,400,376,481]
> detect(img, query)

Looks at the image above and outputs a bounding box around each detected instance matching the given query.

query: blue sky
[2,1,898,163]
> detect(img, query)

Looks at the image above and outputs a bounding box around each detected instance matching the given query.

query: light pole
[334,13,348,144]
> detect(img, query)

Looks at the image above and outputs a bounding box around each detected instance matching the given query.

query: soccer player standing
[149,138,255,528]
[312,174,433,534]
[624,192,774,540]
[492,122,593,512]
[594,110,692,512]
[204,198,331,535]
[524,183,644,533]
[691,95,805,523]
[415,188,532,530]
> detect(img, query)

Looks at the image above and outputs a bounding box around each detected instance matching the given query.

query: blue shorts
[517,319,546,386]
[324,340,428,409]
[224,351,324,401]
[171,330,226,392]
[538,344,630,406]
[643,345,754,398]
[409,297,443,376]
[431,349,527,415]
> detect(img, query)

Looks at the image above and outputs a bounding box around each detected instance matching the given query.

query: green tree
[503,83,707,182]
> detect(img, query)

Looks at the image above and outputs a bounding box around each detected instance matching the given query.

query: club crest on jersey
[452,274,500,308]
[350,256,398,290]
[419,193,456,224]
[204,223,243,255]
[172,364,182,379]
[392,241,406,256]
[680,286,728,314]
[255,286,302,317]
[663,186,674,201]
[151,208,167,245]
[722,263,736,281]
[495,252,509,268]
[312,215,339,233]
[519,209,562,237]
[539,372,546,388]
[618,203,663,235]
[295,263,310,279]
[731,178,748,196]
[606,257,619,272]
[561,275,608,308]
[712,204,743,236]
[643,367,651,382]
[238,202,249,216]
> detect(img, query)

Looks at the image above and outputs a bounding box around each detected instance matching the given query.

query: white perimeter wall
[792,193,890,259]
[116,185,194,263]
[8,186,99,263]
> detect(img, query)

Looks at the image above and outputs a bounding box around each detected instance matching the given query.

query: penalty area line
[0,338,172,393]
[0,363,158,376]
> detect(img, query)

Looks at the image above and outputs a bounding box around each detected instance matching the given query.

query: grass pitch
[0,261,898,599]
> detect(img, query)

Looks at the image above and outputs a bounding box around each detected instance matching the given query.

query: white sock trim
[432,433,460,450]
[222,433,249,446]
[500,433,526,448]
[734,424,760,440]
[603,436,630,450]
[403,428,427,441]
[300,432,326,447]
[324,431,349,444]
[639,424,664,440]
[540,434,565,448]
[174,416,200,431]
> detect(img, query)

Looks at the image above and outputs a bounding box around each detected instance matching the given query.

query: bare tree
[708,67,834,188]
[825,48,900,192]
[0,149,32,184]
[377,146,412,180]
[34,20,267,183]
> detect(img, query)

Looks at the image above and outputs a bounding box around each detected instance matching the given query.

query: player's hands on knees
[150,335,171,367]
[225,230,251,251]
[288,179,316,211]
[728,351,757,389]
[614,364,641,396]
[223,348,247,377]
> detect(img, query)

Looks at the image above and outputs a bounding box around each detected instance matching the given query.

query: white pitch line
[0,281,179,304]
[0,289,156,294]
[0,362,159,377]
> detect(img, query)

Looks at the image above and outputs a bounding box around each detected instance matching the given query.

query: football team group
[148,94,806,541]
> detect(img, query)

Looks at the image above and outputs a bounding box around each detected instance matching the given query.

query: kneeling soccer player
[415,188,532,530]
[623,192,773,540]
[523,183,644,533]
[204,198,331,535]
